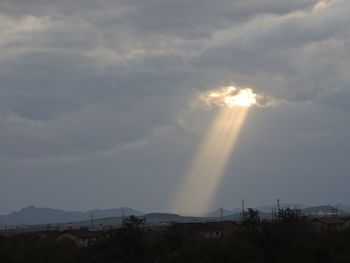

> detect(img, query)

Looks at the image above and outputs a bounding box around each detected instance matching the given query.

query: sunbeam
[170,87,254,215]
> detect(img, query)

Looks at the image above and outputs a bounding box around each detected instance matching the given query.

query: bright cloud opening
[200,86,275,109]
[223,88,257,107]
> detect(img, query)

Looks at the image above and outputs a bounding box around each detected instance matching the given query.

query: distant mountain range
[0,206,144,226]
[1,204,349,227]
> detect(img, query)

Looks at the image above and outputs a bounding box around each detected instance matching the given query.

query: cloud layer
[0,0,349,213]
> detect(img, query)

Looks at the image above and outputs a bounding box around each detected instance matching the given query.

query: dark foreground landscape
[1,208,350,263]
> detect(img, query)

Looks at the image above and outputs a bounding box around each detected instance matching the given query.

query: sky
[0,0,350,214]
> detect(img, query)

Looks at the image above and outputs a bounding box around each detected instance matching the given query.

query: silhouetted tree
[242,208,261,229]
[124,215,145,229]
[278,207,304,224]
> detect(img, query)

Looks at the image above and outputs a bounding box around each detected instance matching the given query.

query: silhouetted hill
[335,203,350,213]
[0,206,144,225]
[205,208,241,218]
[2,204,349,227]
[20,212,219,232]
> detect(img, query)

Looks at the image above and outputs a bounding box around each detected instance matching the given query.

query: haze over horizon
[1,0,350,215]
[2,201,349,217]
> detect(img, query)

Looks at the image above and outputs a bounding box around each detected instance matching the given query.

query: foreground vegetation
[1,209,350,263]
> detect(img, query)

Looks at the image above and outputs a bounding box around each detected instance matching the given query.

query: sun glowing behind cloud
[223,88,257,107]
[200,86,275,109]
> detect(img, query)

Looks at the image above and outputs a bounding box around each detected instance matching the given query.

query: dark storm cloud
[0,0,349,213]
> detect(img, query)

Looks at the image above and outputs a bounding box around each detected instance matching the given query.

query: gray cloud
[0,0,349,214]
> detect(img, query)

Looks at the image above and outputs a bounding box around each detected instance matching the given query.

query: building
[56,229,102,247]
[309,217,345,231]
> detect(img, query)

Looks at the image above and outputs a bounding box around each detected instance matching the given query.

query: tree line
[1,209,350,263]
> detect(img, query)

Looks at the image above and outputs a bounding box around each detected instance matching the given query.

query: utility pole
[90,214,94,230]
[122,208,125,227]
[277,199,280,218]
[220,208,223,222]
[241,199,245,222]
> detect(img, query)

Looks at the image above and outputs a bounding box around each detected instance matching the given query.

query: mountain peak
[21,205,37,211]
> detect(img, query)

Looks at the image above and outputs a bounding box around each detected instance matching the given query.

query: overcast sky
[0,0,349,214]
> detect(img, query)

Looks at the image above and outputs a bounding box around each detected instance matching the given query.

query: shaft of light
[170,107,248,215]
